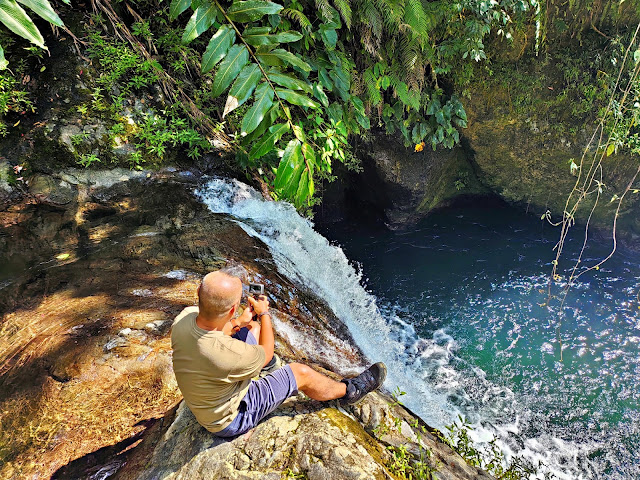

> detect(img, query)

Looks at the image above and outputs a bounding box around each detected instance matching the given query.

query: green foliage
[84,27,210,168]
[86,32,161,105]
[132,20,153,39]
[167,0,534,208]
[70,131,91,146]
[603,40,640,158]
[0,69,33,135]
[387,444,437,480]
[439,416,552,480]
[370,389,549,480]
[0,0,67,69]
[78,152,100,167]
[134,113,210,163]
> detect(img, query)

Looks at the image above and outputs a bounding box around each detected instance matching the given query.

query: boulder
[0,172,493,480]
[28,174,75,205]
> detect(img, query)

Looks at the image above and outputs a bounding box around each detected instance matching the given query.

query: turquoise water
[318,206,640,479]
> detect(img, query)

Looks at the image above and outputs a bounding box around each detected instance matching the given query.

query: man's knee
[289,363,311,384]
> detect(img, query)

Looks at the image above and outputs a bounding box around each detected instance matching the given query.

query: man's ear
[229,303,237,317]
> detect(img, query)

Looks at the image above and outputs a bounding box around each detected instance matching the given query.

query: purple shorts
[215,328,298,438]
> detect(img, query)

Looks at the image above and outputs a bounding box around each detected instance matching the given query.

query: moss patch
[319,407,395,480]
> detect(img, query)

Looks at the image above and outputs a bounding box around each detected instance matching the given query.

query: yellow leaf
[13,120,20,127]
[606,143,615,156]
[56,253,71,260]
[414,142,425,153]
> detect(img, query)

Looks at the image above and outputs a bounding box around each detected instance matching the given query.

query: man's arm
[248,295,274,367]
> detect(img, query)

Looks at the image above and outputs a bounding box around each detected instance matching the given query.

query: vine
[545,23,640,359]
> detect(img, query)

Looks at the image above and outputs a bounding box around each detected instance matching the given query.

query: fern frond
[403,0,429,39]
[315,0,334,24]
[360,27,380,56]
[356,0,383,40]
[364,67,382,106]
[374,0,402,33]
[351,69,364,96]
[394,33,413,75]
[332,0,352,29]
[281,8,312,32]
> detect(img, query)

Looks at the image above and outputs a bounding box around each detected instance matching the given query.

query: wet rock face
[317,133,491,230]
[464,92,640,244]
[460,30,640,248]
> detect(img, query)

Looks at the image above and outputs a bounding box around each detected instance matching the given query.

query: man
[171,269,386,437]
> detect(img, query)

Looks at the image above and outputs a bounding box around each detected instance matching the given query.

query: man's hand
[248,294,269,316]
[232,305,254,331]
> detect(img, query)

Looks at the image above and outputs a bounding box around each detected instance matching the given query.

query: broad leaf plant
[171,0,533,208]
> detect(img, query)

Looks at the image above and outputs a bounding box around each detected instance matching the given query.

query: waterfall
[196,178,456,425]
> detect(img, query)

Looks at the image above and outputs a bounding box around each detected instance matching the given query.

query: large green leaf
[329,68,350,101]
[275,139,303,191]
[169,0,191,19]
[276,88,318,108]
[16,0,62,26]
[243,27,276,46]
[312,83,329,107]
[227,0,283,23]
[223,63,262,116]
[301,141,316,168]
[319,25,337,49]
[243,30,302,47]
[249,122,289,159]
[256,48,311,71]
[267,72,312,93]
[241,104,279,143]
[202,25,235,74]
[274,31,302,43]
[0,44,7,69]
[295,165,314,206]
[0,0,44,47]
[319,68,333,92]
[182,1,219,44]
[243,26,271,35]
[351,96,370,129]
[211,44,249,97]
[241,82,275,135]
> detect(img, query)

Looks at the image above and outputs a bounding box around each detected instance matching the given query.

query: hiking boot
[340,362,387,405]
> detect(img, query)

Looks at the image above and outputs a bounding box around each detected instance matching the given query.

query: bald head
[198,271,242,318]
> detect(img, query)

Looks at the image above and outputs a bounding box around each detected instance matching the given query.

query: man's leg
[215,364,298,438]
[288,363,346,401]
[232,321,260,344]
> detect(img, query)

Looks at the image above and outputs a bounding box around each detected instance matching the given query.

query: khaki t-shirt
[171,306,266,432]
